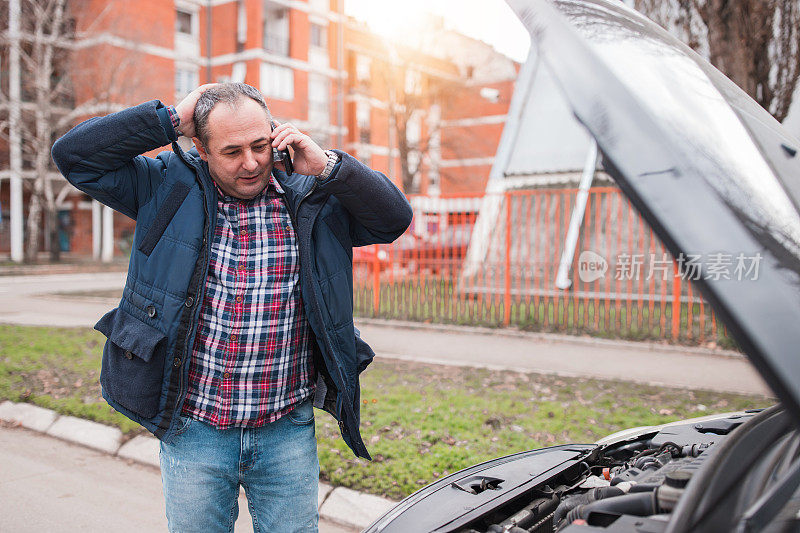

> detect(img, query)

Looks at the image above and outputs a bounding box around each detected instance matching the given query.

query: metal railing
[353,188,733,348]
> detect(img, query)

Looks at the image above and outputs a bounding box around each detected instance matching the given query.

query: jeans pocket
[174,415,193,436]
[287,399,315,425]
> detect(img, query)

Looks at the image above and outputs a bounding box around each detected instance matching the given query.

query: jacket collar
[171,141,316,202]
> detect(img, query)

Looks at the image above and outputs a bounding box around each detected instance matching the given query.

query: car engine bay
[448,406,800,533]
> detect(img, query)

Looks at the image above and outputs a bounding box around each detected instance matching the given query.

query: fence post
[672,261,681,341]
[372,246,381,316]
[504,192,512,326]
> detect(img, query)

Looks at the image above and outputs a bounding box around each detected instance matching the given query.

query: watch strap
[317,150,340,181]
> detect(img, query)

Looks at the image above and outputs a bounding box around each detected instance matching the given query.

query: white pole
[101,205,114,263]
[9,0,23,262]
[555,139,598,290]
[92,200,101,259]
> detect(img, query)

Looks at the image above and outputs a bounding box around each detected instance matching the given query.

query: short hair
[193,82,273,145]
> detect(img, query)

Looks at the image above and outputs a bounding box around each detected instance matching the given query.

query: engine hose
[634,457,660,471]
[553,486,626,524]
[628,483,660,493]
[498,496,559,530]
[564,491,659,524]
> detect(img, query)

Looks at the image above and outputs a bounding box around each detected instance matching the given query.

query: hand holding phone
[270,121,293,176]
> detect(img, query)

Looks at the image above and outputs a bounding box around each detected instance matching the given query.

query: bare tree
[378,56,433,194]
[374,52,464,194]
[1,0,144,262]
[635,0,800,122]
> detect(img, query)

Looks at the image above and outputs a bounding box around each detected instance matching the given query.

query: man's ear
[193,137,209,161]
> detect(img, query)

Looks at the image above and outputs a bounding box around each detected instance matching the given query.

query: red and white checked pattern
[181,177,314,428]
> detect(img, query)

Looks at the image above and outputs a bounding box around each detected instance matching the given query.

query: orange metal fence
[353,188,731,348]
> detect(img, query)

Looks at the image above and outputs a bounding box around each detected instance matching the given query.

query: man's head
[192,83,275,199]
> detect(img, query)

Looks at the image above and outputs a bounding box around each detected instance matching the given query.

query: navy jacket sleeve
[322,150,413,246]
[51,100,177,220]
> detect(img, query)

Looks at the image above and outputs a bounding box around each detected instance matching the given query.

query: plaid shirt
[181,176,314,428]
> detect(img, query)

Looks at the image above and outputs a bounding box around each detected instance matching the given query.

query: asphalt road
[0,272,126,327]
[0,423,357,533]
[0,272,772,396]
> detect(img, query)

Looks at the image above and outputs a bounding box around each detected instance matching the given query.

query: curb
[0,400,396,531]
[356,317,744,359]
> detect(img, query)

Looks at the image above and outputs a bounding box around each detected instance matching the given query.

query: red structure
[0,0,519,258]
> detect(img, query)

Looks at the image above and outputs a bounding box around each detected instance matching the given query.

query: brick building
[1,0,519,259]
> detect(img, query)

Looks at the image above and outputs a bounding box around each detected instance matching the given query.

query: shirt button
[173,357,182,367]
[223,372,231,379]
[240,229,248,235]
[184,296,194,308]
[230,334,238,342]
[124,350,133,360]
[146,305,157,318]
[235,296,243,303]
[239,263,246,271]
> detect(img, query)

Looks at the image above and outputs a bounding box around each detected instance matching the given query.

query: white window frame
[174,1,199,38]
[260,62,294,101]
[175,64,199,100]
[308,73,330,125]
[310,23,328,49]
[356,55,371,83]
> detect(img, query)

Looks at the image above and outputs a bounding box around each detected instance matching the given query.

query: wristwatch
[317,150,340,181]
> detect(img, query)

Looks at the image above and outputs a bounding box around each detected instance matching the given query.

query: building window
[263,4,290,56]
[405,69,422,95]
[406,110,422,145]
[310,23,327,49]
[356,55,371,85]
[357,100,370,144]
[175,67,199,99]
[176,9,194,35]
[260,63,294,101]
[308,73,329,124]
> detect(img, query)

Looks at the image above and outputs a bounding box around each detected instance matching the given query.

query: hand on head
[174,84,219,138]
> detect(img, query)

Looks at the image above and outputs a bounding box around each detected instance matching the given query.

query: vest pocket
[95,308,167,419]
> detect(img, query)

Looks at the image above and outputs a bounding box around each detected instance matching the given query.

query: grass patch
[0,325,771,500]
[0,325,143,434]
[319,360,770,499]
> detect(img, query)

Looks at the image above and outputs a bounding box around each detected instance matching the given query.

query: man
[51,83,412,532]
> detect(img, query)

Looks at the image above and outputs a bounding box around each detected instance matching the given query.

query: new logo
[578,250,608,283]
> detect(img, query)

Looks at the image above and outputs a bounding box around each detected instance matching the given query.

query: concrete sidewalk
[0,402,390,532]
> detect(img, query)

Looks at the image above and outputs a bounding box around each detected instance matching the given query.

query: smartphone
[270,121,293,176]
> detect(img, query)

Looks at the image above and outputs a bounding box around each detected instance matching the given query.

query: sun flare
[344,0,530,62]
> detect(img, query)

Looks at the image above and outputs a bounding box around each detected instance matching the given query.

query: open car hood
[504,0,800,422]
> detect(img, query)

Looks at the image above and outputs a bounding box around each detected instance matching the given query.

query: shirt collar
[214,174,284,204]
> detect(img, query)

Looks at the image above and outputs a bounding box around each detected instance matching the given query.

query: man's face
[194,97,274,199]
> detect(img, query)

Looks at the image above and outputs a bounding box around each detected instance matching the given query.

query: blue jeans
[159,398,319,533]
